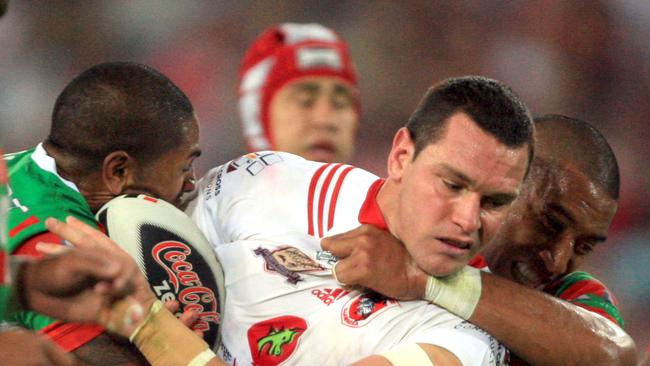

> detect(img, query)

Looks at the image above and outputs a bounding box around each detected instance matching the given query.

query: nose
[452,194,482,234]
[309,97,337,130]
[538,233,575,276]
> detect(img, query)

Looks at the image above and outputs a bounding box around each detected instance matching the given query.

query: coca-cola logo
[140,224,221,348]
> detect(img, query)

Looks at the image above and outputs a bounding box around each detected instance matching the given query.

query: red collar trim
[358,179,388,230]
[468,254,488,269]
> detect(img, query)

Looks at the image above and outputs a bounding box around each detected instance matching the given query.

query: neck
[42,141,80,182]
[43,141,108,213]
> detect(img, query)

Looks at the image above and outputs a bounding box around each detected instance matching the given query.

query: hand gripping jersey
[191,152,508,366]
[3,144,104,350]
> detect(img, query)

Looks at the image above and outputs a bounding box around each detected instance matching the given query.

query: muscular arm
[323,225,638,366]
[471,272,637,366]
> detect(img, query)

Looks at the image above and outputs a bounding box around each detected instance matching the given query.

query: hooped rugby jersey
[468,256,624,327]
[191,151,508,366]
[468,258,625,366]
[3,144,105,351]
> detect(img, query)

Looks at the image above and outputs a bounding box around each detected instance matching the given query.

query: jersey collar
[358,178,388,230]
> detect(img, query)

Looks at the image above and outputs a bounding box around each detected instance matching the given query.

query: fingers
[45,217,92,249]
[178,307,200,328]
[164,300,180,313]
[98,297,146,338]
[36,242,71,256]
[332,256,362,287]
[45,216,118,252]
[69,250,122,280]
[46,217,139,296]
[320,230,357,258]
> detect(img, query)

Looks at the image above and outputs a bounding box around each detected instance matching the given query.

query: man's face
[387,113,529,276]
[269,76,359,163]
[125,118,201,208]
[481,159,617,288]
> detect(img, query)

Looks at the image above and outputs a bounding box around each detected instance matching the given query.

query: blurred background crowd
[1,0,648,349]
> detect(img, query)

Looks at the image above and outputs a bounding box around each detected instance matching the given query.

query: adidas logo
[311,287,349,306]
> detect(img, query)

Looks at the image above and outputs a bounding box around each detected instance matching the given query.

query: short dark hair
[47,62,195,171]
[406,76,534,167]
[534,114,620,200]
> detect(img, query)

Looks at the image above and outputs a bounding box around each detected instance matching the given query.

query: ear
[386,127,415,182]
[102,151,135,195]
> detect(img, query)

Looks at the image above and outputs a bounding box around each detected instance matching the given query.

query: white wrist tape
[188,349,217,366]
[381,343,433,366]
[423,265,482,320]
[129,300,162,343]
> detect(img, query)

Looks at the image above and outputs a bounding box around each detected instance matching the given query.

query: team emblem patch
[254,246,326,284]
[247,316,307,366]
[341,292,398,328]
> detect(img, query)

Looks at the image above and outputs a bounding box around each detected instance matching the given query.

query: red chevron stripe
[327,166,355,231]
[307,164,330,236]
[318,164,343,237]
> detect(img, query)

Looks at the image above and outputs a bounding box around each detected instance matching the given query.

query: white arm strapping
[423,265,482,320]
[380,343,434,366]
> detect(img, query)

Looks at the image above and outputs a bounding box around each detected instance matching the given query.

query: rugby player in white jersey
[189,75,534,365]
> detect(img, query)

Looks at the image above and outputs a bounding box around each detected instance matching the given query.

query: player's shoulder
[545,271,624,326]
[202,151,314,186]
[545,271,611,299]
[197,151,375,201]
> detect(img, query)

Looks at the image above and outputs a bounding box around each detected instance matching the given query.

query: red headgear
[238,23,358,151]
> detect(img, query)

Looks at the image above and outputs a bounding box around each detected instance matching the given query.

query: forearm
[471,272,637,366]
[130,300,224,366]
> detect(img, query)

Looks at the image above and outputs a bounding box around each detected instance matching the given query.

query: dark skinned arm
[322,224,638,366]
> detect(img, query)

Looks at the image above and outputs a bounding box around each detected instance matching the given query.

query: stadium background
[0,0,648,350]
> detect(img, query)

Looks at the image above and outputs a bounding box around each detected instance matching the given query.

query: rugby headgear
[238,23,358,151]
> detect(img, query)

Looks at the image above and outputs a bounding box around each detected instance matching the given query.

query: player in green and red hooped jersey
[4,62,201,363]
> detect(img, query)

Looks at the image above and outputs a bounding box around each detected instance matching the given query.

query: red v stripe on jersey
[307,164,330,236]
[318,164,343,237]
[307,163,356,237]
[327,166,354,231]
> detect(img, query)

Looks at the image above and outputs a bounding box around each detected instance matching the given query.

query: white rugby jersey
[190,151,507,366]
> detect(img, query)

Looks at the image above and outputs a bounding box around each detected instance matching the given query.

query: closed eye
[443,179,463,192]
[574,242,595,255]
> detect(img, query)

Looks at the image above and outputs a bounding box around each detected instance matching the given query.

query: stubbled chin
[421,259,464,277]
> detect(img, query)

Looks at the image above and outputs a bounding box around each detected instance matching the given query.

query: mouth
[305,142,337,162]
[438,238,473,255]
